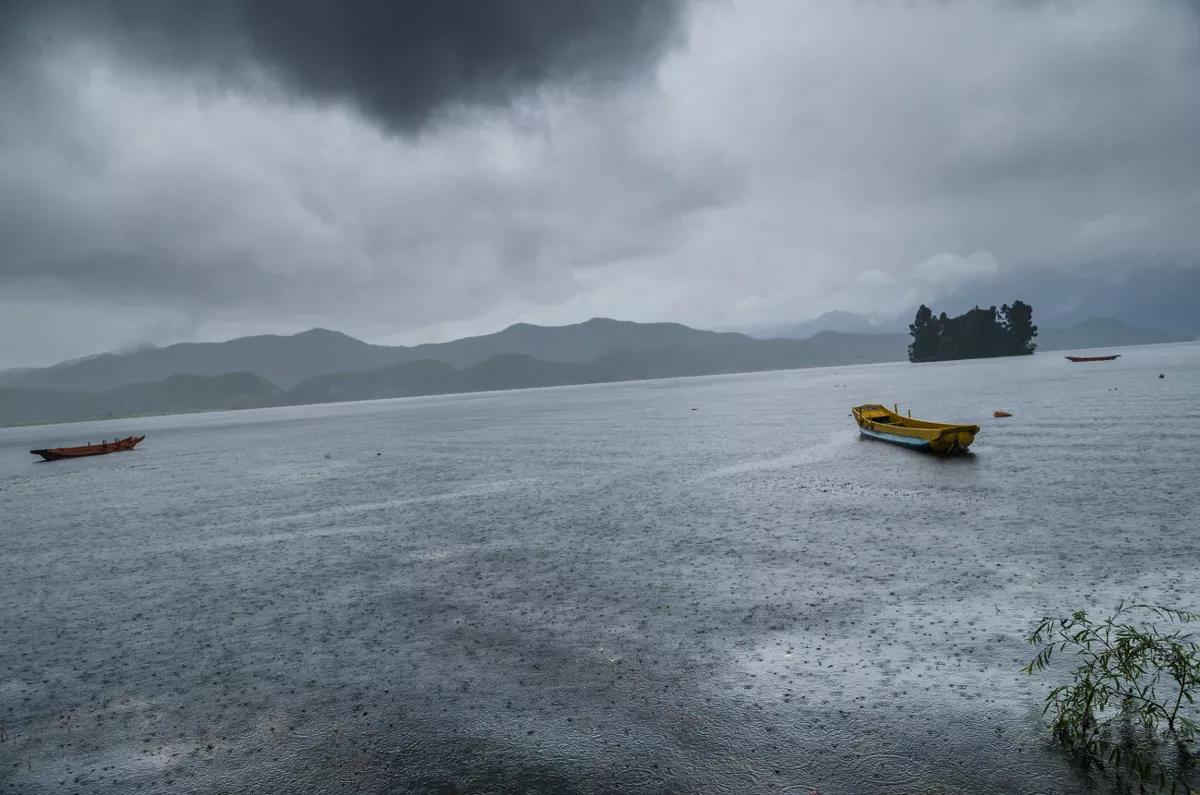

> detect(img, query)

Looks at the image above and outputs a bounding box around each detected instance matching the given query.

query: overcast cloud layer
[2,0,1199,367]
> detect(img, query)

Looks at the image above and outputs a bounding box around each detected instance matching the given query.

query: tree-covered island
[908,301,1038,362]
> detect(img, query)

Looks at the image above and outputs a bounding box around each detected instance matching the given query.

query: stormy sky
[2,0,1199,367]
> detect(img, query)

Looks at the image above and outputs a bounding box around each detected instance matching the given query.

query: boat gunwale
[851,404,978,454]
[1064,354,1121,362]
[29,435,145,460]
[851,404,979,436]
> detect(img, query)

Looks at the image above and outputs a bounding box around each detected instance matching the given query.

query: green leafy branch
[1023,603,1200,793]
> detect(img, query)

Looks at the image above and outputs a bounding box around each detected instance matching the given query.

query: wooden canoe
[852,404,978,455]
[1065,354,1120,362]
[30,435,145,461]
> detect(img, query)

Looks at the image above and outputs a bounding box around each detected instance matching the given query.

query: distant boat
[1065,354,1120,362]
[30,435,145,461]
[852,404,978,455]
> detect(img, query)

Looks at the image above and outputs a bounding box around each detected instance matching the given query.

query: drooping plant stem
[1023,603,1200,792]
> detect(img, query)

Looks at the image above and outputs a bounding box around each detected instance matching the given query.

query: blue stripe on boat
[858,426,932,450]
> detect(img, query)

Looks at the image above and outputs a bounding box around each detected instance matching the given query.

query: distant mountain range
[0,319,754,392]
[0,315,1190,427]
[741,310,908,340]
[0,319,904,426]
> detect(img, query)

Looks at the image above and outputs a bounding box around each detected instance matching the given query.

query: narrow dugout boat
[1065,354,1120,362]
[30,435,145,461]
[851,404,978,455]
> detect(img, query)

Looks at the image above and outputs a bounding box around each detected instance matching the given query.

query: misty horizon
[3,303,1191,374]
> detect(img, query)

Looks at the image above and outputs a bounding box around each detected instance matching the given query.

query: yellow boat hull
[851,404,979,455]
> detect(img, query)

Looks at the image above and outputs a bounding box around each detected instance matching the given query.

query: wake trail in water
[179,480,530,550]
[697,432,851,480]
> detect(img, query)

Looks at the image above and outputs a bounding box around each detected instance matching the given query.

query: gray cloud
[1,0,685,132]
[1,0,1199,368]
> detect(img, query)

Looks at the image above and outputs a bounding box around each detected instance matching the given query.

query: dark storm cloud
[0,0,685,132]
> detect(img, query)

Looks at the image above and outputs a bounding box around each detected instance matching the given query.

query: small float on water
[30,435,145,461]
[852,404,978,455]
[1065,354,1120,362]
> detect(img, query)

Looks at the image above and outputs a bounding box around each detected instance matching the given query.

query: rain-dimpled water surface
[2,343,1198,794]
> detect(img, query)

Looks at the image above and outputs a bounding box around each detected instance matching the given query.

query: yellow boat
[851,404,979,455]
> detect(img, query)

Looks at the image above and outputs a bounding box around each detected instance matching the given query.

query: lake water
[2,343,1198,793]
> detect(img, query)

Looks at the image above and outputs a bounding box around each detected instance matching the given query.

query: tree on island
[908,300,1037,362]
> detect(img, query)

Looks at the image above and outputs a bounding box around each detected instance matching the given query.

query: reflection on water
[1,343,1197,793]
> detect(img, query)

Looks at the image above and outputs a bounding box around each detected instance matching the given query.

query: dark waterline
[2,343,1198,793]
